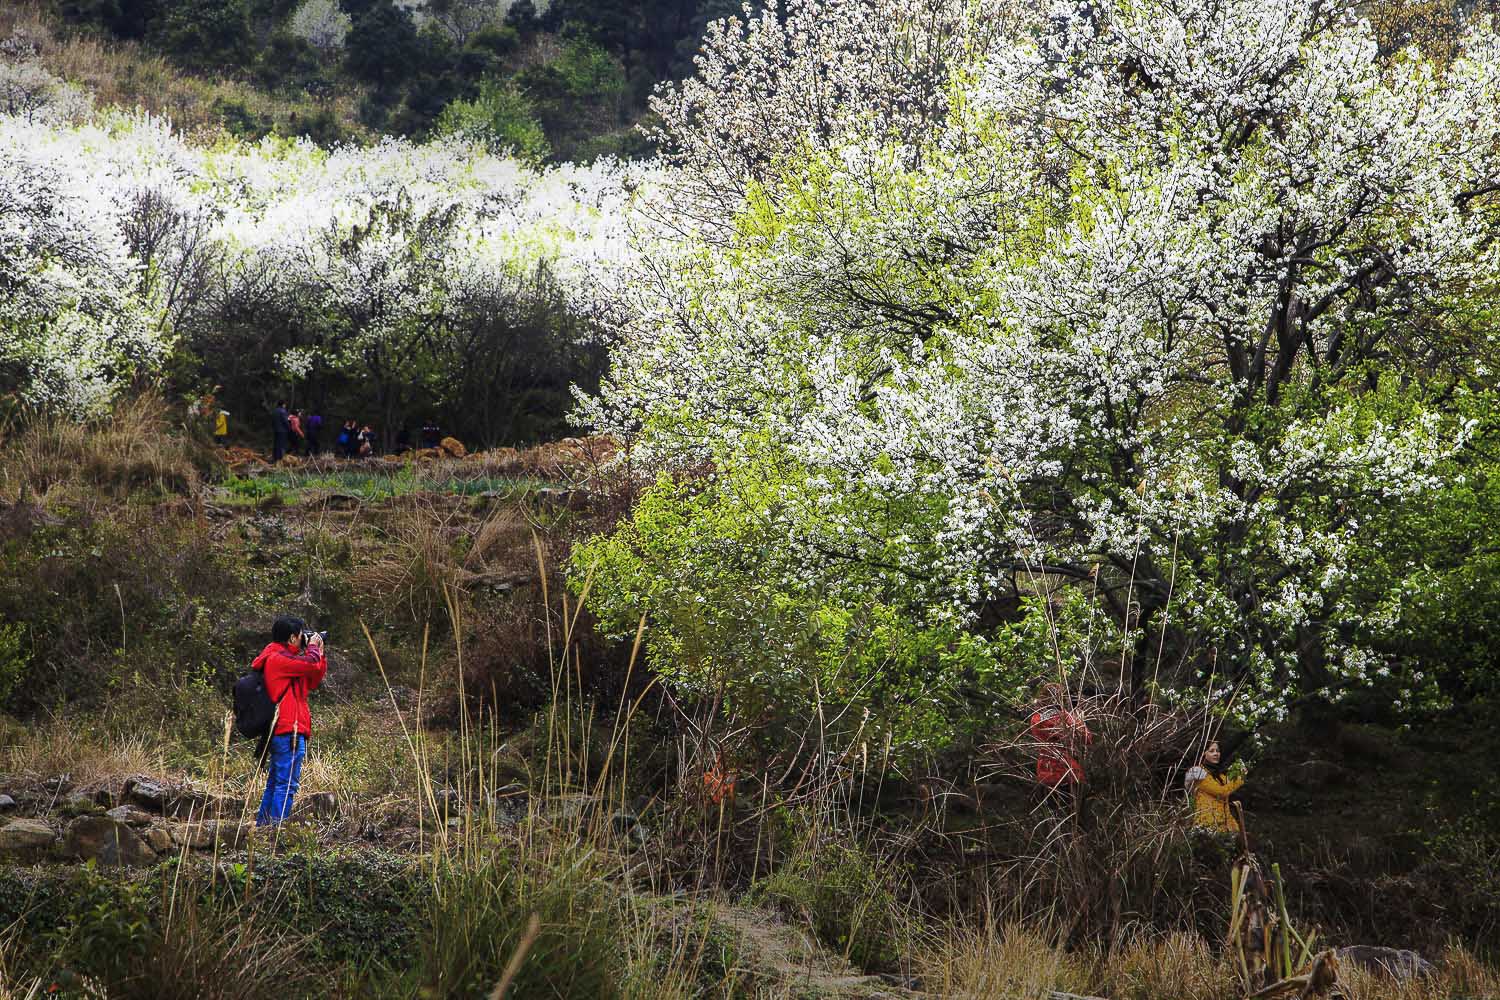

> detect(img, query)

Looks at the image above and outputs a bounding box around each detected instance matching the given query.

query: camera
[302,629,328,645]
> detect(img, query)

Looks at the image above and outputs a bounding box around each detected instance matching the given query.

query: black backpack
[233,667,290,745]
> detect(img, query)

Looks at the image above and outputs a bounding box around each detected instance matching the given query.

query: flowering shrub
[0,110,647,420]
[578,0,1500,748]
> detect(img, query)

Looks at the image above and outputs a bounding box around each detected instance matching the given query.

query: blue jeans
[256,733,307,826]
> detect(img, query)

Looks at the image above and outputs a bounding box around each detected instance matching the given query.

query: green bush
[0,623,27,708]
[157,0,253,69]
[433,78,550,163]
[212,96,274,140]
[255,31,329,94]
[1,856,401,999]
[750,833,911,972]
[394,849,627,998]
[0,506,246,714]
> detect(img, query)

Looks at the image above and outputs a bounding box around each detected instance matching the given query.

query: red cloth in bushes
[1029,706,1092,787]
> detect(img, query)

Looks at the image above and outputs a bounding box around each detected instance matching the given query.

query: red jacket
[1030,706,1092,787]
[252,641,327,737]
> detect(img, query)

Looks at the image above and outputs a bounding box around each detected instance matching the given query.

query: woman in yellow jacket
[1184,741,1245,833]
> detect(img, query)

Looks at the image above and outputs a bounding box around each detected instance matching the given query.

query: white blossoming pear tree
[0,123,171,416]
[576,0,1500,751]
[0,110,642,435]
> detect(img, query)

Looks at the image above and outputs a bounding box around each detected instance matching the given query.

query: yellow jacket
[1185,766,1244,832]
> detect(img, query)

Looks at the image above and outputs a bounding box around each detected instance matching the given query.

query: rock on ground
[171,820,250,850]
[293,791,338,819]
[142,826,174,853]
[105,805,156,827]
[1336,946,1435,981]
[124,776,217,818]
[0,818,56,856]
[62,816,156,867]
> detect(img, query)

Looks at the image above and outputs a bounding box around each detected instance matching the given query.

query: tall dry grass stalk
[352,535,730,997]
[0,919,44,1000]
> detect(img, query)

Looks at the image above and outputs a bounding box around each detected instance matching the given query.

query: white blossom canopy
[582,0,1500,731]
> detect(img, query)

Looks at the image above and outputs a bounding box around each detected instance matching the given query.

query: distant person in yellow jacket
[1184,740,1245,833]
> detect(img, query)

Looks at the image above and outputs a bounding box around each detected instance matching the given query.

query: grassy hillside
[3,0,718,158]
[0,405,1495,998]
[2,2,364,143]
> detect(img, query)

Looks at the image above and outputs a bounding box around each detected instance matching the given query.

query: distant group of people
[271,402,325,462]
[334,419,377,459]
[194,392,449,464]
[1027,681,1248,835]
[269,403,434,463]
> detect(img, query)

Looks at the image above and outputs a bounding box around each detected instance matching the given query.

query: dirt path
[711,905,926,999]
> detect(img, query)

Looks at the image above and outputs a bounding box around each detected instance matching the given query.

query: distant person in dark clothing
[271,401,290,462]
[337,420,356,458]
[306,412,323,455]
[421,420,441,450]
[357,424,376,458]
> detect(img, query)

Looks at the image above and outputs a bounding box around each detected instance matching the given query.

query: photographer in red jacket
[253,616,327,826]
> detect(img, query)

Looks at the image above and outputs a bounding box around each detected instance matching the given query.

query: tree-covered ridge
[576,0,1500,753]
[34,0,743,158]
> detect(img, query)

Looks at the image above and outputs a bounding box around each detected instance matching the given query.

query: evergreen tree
[343,0,420,88]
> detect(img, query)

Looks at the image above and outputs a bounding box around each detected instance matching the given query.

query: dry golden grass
[0,395,213,502]
[0,1,366,141]
[1,719,163,789]
[352,496,472,630]
[922,921,1498,1000]
[464,434,621,482]
[1096,933,1233,1000]
[920,922,1092,998]
[1337,945,1500,1000]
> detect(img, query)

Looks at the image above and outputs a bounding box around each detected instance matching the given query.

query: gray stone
[60,792,100,817]
[610,810,647,847]
[87,779,126,807]
[124,777,214,818]
[171,823,213,850]
[0,818,56,854]
[1336,946,1435,981]
[162,790,215,819]
[125,777,168,810]
[434,788,465,815]
[172,820,248,850]
[62,816,156,867]
[0,794,15,811]
[142,826,174,853]
[105,805,156,827]
[549,793,599,821]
